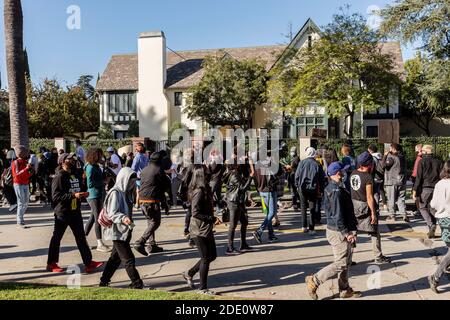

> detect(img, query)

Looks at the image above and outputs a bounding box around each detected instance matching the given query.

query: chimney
[137,31,169,140]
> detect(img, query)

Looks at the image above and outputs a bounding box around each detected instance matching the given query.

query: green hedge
[28,138,133,155]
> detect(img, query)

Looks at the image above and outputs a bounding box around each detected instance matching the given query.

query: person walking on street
[305,162,361,300]
[295,147,325,234]
[413,145,443,239]
[253,154,282,244]
[287,147,300,210]
[131,143,149,207]
[382,143,409,222]
[411,144,423,216]
[133,152,172,256]
[75,140,85,167]
[223,160,253,255]
[1,150,17,212]
[182,166,221,295]
[46,153,103,273]
[351,152,391,264]
[12,146,33,228]
[368,145,387,211]
[84,148,110,252]
[100,167,145,289]
[206,148,225,216]
[428,161,450,294]
[107,147,122,176]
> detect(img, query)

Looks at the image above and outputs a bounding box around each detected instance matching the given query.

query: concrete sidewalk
[0,202,449,300]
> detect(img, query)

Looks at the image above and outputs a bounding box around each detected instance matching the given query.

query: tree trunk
[4,0,29,149]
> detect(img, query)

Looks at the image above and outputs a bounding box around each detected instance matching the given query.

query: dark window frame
[174,92,183,107]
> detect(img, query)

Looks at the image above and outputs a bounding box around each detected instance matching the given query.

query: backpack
[3,167,13,186]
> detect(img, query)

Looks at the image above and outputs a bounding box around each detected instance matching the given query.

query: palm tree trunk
[4,0,29,149]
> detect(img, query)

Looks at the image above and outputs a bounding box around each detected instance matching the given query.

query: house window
[107,92,137,114]
[308,35,313,48]
[297,116,325,138]
[174,92,183,107]
[114,131,127,139]
[366,126,379,138]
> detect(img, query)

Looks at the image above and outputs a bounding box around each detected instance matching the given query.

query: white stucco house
[96,19,405,140]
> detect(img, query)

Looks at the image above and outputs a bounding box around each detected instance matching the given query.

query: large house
[97,19,405,140]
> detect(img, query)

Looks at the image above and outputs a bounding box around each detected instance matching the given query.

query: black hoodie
[52,169,82,216]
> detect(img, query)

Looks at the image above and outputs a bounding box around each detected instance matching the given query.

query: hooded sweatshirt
[103,167,136,241]
[430,179,450,219]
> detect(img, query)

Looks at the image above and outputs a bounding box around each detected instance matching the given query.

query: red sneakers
[85,260,104,274]
[46,263,64,273]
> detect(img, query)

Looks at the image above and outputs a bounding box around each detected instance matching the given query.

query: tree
[274,8,399,138]
[4,0,29,148]
[76,75,95,101]
[127,120,139,137]
[402,54,450,136]
[380,0,450,59]
[27,78,99,138]
[98,123,114,139]
[186,52,268,130]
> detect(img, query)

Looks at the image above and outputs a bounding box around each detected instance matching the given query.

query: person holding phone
[46,153,103,274]
[182,165,221,295]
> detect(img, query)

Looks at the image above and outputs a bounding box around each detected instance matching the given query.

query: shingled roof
[96,42,404,91]
[96,45,286,91]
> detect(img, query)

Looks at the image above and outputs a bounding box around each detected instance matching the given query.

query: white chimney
[137,31,169,140]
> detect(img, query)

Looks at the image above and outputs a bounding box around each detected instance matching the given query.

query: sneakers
[253,231,262,244]
[272,221,281,228]
[99,282,109,287]
[182,272,196,289]
[239,244,254,252]
[133,242,149,257]
[428,275,439,294]
[427,225,437,239]
[375,255,392,264]
[268,237,279,243]
[198,289,216,296]
[8,204,17,212]
[305,275,319,300]
[96,244,112,253]
[46,263,64,273]
[149,244,164,254]
[85,260,104,274]
[387,214,396,221]
[17,223,29,229]
[225,248,242,256]
[188,239,196,248]
[340,287,362,299]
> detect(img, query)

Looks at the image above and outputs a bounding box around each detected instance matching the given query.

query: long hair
[189,165,207,191]
[440,161,450,180]
[85,148,103,165]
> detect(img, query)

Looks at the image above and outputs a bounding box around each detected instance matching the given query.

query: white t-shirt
[110,154,122,176]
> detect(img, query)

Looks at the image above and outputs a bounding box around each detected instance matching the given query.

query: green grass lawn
[0,282,219,300]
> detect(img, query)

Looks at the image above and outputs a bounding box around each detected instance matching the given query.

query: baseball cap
[107,147,114,153]
[327,162,344,177]
[58,153,76,165]
[357,151,373,167]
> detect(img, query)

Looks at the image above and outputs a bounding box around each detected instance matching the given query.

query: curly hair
[85,148,103,165]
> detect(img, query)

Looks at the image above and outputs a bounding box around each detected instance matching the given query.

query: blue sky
[0,0,418,88]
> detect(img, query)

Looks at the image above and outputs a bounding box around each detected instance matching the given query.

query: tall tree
[381,0,450,59]
[186,53,268,130]
[273,8,399,138]
[4,0,29,148]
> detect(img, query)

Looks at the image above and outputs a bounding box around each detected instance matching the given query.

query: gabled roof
[97,18,405,92]
[96,45,286,91]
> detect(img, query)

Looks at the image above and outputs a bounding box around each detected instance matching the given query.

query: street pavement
[0,200,449,300]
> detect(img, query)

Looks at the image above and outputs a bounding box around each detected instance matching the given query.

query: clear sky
[0,0,417,88]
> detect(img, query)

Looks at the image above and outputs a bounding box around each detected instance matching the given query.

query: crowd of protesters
[1,139,450,298]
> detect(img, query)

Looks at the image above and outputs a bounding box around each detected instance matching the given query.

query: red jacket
[412,155,423,178]
[11,159,32,185]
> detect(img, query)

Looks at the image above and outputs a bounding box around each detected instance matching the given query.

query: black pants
[85,197,103,240]
[47,213,92,265]
[315,197,322,223]
[3,184,17,205]
[30,174,37,194]
[138,203,161,248]
[184,206,192,234]
[299,190,317,231]
[210,181,222,211]
[100,236,143,288]
[188,234,217,290]
[227,202,249,250]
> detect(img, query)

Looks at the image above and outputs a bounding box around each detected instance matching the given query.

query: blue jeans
[14,184,30,225]
[258,192,277,238]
